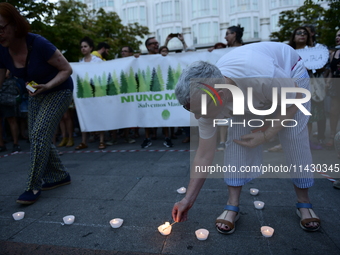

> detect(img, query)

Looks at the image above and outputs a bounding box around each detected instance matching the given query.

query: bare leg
[294,185,319,228]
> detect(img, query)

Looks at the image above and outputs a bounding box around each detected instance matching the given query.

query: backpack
[0,77,22,106]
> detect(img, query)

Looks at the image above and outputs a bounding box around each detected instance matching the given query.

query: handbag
[0,77,21,106]
[309,73,326,102]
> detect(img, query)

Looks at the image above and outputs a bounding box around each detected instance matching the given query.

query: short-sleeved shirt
[0,33,73,93]
[79,55,103,63]
[199,42,303,139]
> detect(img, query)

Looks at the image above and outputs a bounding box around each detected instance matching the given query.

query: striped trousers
[26,89,72,191]
[224,62,313,188]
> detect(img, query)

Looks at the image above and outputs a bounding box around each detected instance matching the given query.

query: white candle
[261,226,274,237]
[195,229,209,241]
[109,218,124,228]
[250,188,259,196]
[254,201,265,209]
[12,212,25,221]
[63,215,75,225]
[177,187,186,194]
[158,222,172,235]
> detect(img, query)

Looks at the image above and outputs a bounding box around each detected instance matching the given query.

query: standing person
[92,42,110,61]
[0,2,73,204]
[211,25,244,150]
[163,33,188,52]
[269,27,325,152]
[326,29,340,148]
[172,42,320,233]
[0,71,21,152]
[140,37,173,148]
[75,36,106,150]
[225,24,244,48]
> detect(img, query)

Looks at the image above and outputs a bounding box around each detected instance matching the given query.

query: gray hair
[175,61,224,105]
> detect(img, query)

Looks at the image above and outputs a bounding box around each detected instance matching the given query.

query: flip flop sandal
[296,203,321,232]
[215,205,240,235]
[75,143,88,150]
[98,142,106,149]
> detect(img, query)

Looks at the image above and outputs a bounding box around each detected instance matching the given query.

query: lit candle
[109,218,124,228]
[261,226,274,237]
[177,187,186,194]
[12,212,25,221]
[63,215,75,225]
[195,229,209,241]
[254,201,265,209]
[158,222,172,235]
[250,188,259,196]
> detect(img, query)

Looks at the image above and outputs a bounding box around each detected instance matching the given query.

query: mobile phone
[169,33,179,38]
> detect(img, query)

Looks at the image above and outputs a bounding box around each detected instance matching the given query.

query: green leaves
[10,0,149,62]
[270,0,339,47]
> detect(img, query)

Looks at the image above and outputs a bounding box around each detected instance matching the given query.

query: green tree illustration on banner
[174,63,182,84]
[150,67,161,92]
[138,69,148,92]
[145,66,152,89]
[127,67,138,93]
[107,73,118,95]
[112,71,121,94]
[166,66,175,90]
[77,75,84,98]
[83,73,93,98]
[120,70,128,93]
[156,65,165,91]
[76,63,183,98]
[90,78,95,97]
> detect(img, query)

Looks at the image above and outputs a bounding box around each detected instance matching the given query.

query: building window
[156,0,181,23]
[192,21,218,45]
[108,0,114,7]
[253,17,259,38]
[123,6,147,26]
[192,0,218,18]
[271,14,279,32]
[238,17,251,39]
[123,0,139,3]
[230,0,258,13]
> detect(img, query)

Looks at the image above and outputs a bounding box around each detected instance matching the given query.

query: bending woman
[0,3,73,205]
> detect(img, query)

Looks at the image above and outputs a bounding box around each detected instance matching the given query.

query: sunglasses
[225,32,235,36]
[296,31,308,36]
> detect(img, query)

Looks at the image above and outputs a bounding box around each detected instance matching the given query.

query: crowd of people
[0,3,339,230]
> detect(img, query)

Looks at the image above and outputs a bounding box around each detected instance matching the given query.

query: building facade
[76,0,328,52]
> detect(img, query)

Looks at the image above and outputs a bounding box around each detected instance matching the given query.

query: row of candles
[12,187,273,239]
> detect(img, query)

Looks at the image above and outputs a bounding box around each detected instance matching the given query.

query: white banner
[70,48,233,132]
[296,45,329,70]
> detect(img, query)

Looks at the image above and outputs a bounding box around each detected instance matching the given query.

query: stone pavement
[0,128,340,255]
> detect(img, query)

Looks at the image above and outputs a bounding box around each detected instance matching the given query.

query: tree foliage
[270,0,340,47]
[8,0,149,62]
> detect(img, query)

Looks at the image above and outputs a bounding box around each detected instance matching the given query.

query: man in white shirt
[172,42,320,234]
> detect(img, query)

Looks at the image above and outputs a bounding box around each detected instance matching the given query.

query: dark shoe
[12,144,21,152]
[16,190,41,205]
[141,138,152,148]
[0,146,7,152]
[42,174,71,191]
[163,138,173,148]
